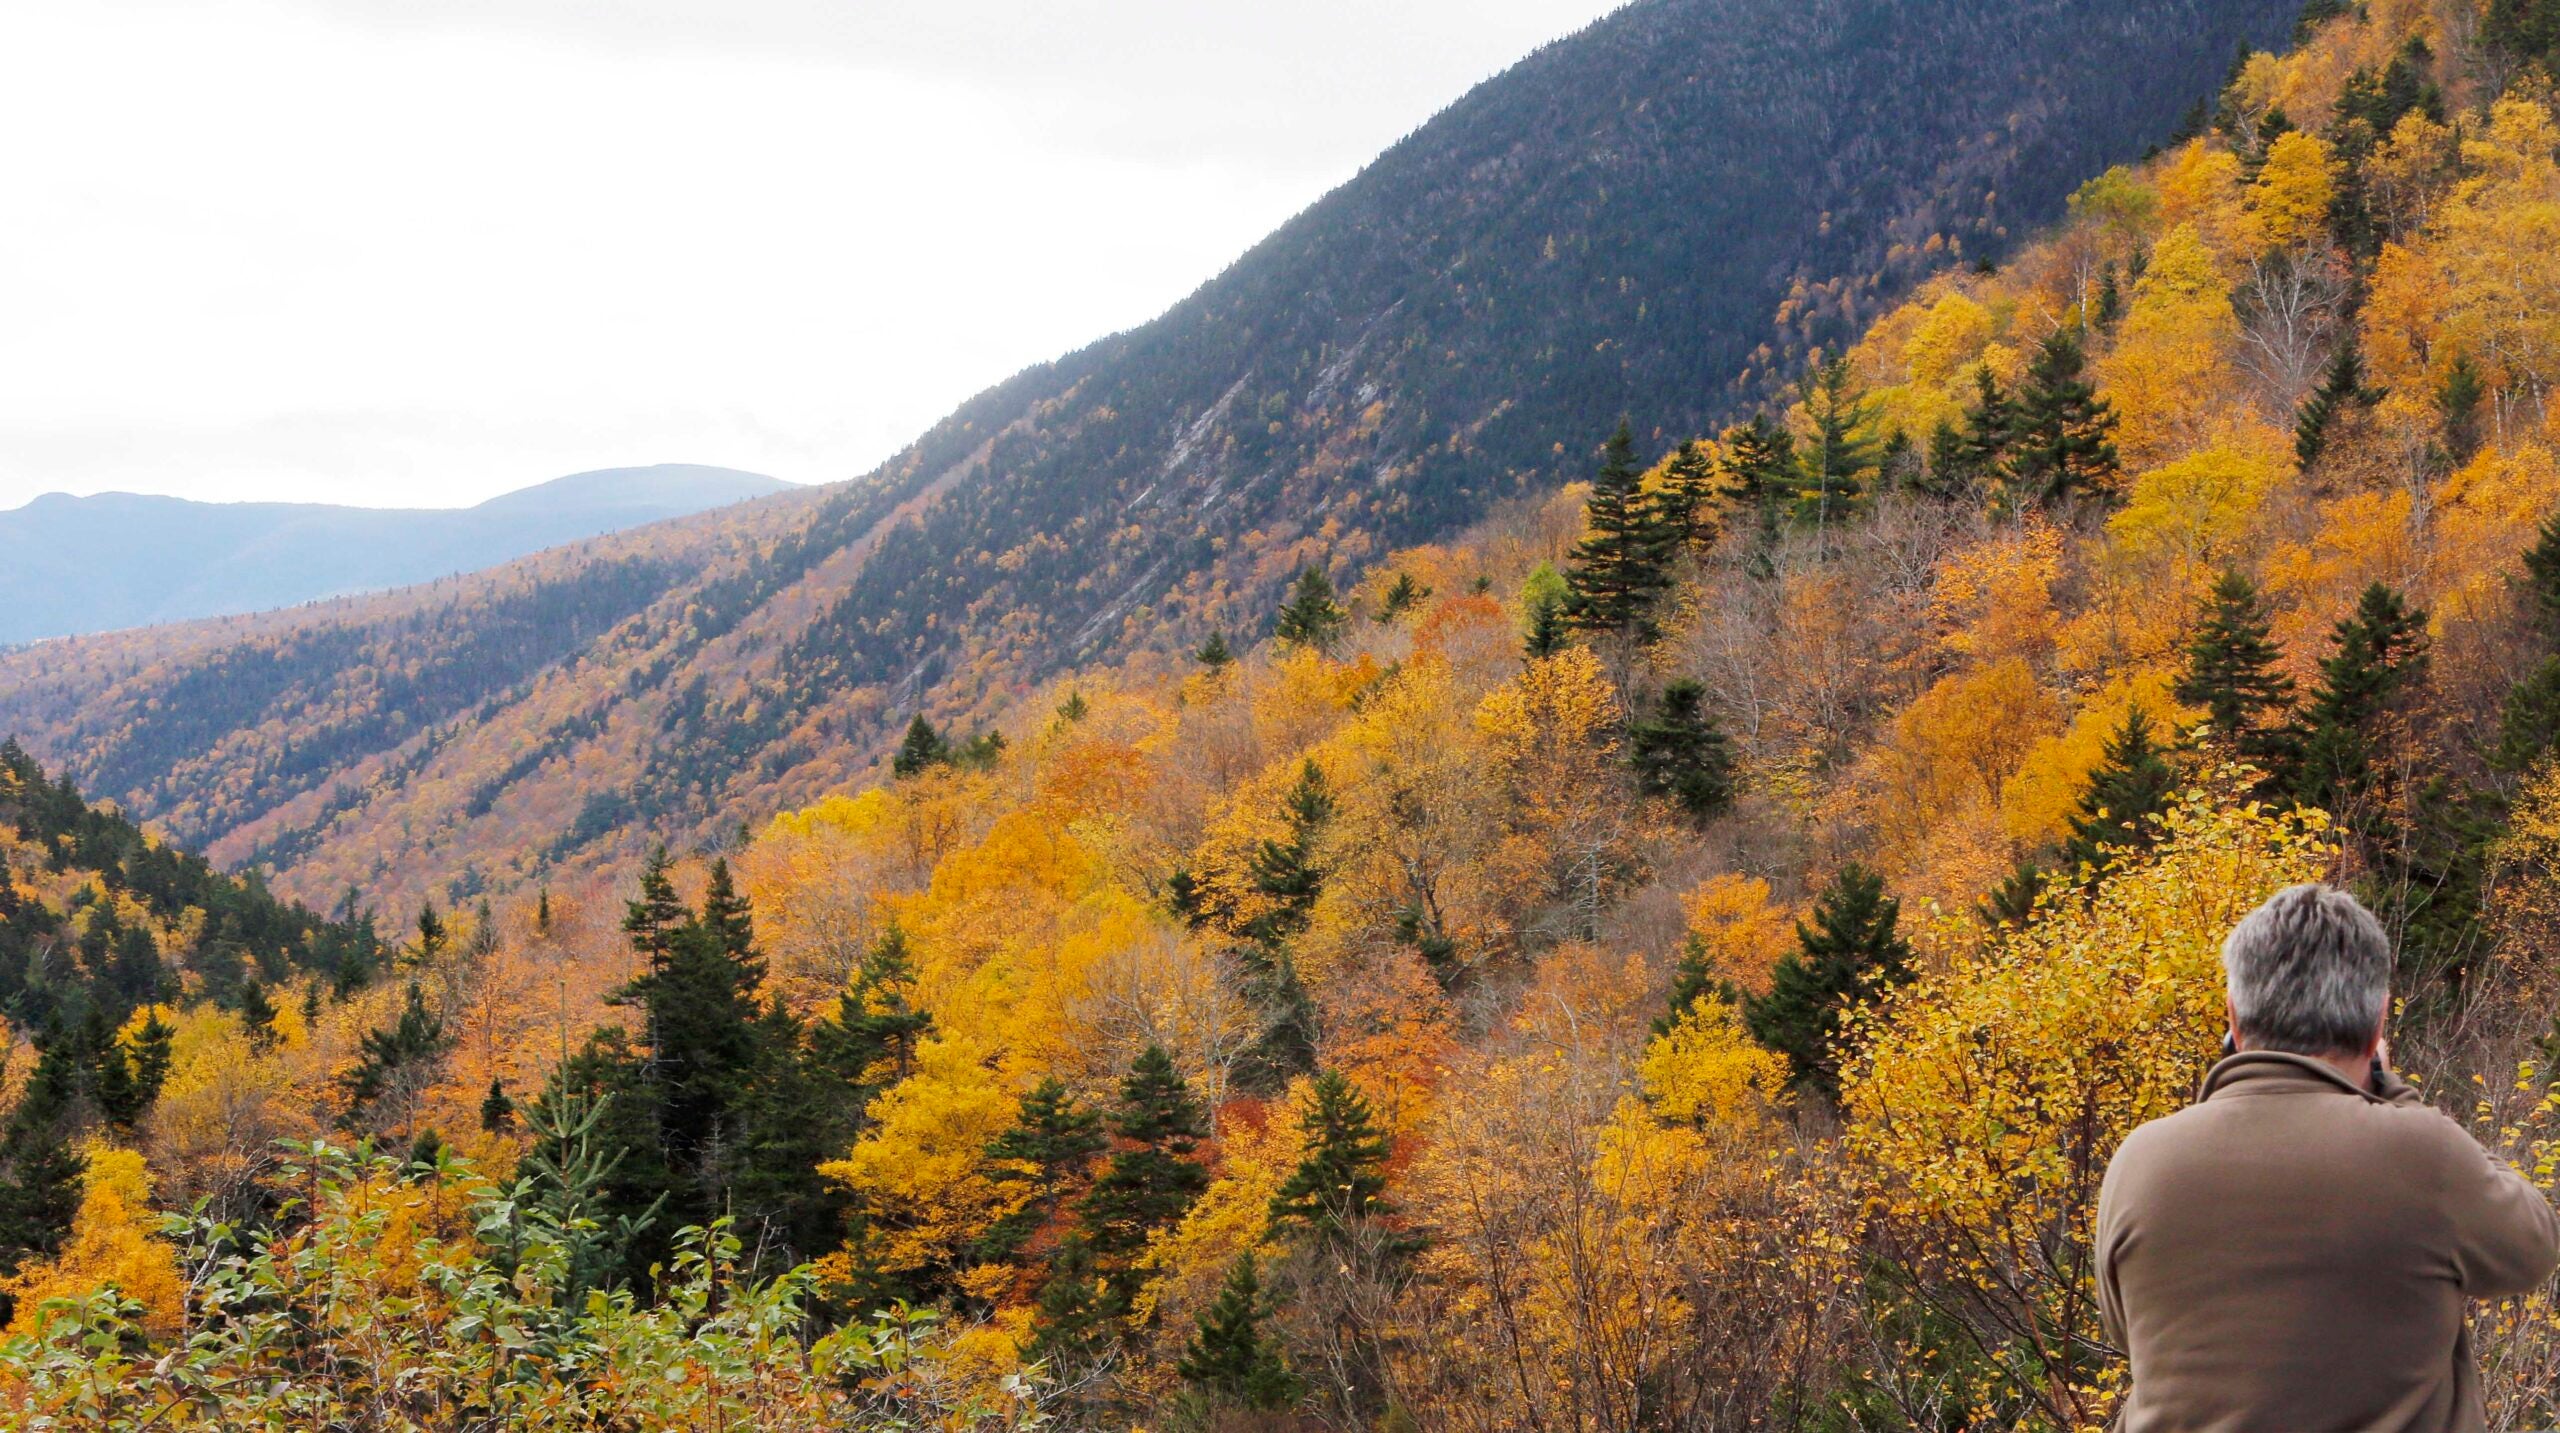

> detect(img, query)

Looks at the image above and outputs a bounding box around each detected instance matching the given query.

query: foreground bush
[0,1142,1051,1432]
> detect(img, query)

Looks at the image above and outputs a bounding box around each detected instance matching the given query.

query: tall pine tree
[2060,708,2179,873]
[975,1077,1108,1266]
[1795,355,1880,534]
[2291,583,2432,832]
[1628,679,1736,824]
[2177,570,2299,784]
[1947,365,2019,492]
[1745,864,1914,1100]
[2295,337,2378,468]
[1269,1070,1396,1234]
[1563,420,1676,642]
[1718,413,1801,555]
[1274,567,1350,654]
[1077,1045,1211,1305]
[2495,516,2560,773]
[2007,328,2120,504]
[1177,1252,1304,1412]
[1651,439,1724,556]
[893,716,953,779]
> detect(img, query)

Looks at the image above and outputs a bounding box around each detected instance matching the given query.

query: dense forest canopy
[0,0,2298,916]
[18,0,2560,1428]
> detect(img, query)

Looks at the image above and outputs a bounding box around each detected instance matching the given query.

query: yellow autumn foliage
[2102,223,2246,468]
[2,1145,184,1339]
[1844,789,2334,1427]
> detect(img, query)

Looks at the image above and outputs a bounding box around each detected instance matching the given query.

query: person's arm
[2095,1152,2130,1345]
[2437,1117,2560,1300]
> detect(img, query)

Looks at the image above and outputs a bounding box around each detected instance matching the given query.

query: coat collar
[2198,1049,2386,1104]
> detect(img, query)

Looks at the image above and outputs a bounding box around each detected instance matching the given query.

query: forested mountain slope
[21,3,2560,1427]
[0,465,788,643]
[0,0,2300,906]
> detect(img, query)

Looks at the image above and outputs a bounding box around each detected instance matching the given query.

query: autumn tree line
[16,2,2560,1428]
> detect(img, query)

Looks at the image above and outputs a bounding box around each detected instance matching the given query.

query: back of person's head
[2221,884,2392,1057]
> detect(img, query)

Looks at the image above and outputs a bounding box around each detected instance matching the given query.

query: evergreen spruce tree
[2007,329,2121,504]
[955,729,1008,770]
[2441,354,2487,460]
[1744,864,1915,1100]
[405,1127,448,1174]
[730,1001,841,1267]
[468,896,500,963]
[340,982,450,1122]
[2060,708,2179,873]
[1877,427,1923,495]
[1521,562,1572,660]
[411,901,449,966]
[696,859,760,978]
[238,977,281,1053]
[1523,589,1569,660]
[1795,356,1881,534]
[0,1041,84,1285]
[1274,567,1350,654]
[1377,571,1430,622]
[126,1010,172,1112]
[2094,262,2125,329]
[1563,420,1676,642]
[514,1077,663,1301]
[103,920,162,1013]
[1980,861,2051,929]
[813,925,934,1091]
[1242,956,1323,1094]
[2495,659,2560,775]
[1194,631,1235,671]
[1718,413,1801,553]
[1651,438,1724,555]
[2526,513,2560,638]
[1948,365,2019,490]
[1229,762,1332,1090]
[1078,1046,1211,1298]
[2494,518,2560,773]
[480,1078,515,1133]
[893,716,953,779]
[1028,1233,1114,1371]
[2295,337,2378,469]
[622,899,769,1194]
[2291,583,2433,829]
[90,1009,143,1128]
[1269,1070,1395,1233]
[1177,1252,1305,1412]
[975,1077,1108,1265]
[1243,761,1332,953]
[1651,934,1730,1038]
[2177,570,2300,783]
[1628,679,1736,824]
[620,845,687,962]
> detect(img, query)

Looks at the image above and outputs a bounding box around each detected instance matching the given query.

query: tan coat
[2096,1051,2560,1432]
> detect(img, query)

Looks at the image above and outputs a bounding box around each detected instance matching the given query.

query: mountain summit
[0,465,790,644]
[0,0,2300,902]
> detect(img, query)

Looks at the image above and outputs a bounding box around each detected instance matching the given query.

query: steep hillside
[0,465,789,643]
[27,3,2560,1426]
[0,0,2300,905]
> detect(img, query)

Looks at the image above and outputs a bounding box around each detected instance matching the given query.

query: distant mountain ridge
[0,0,2305,906]
[0,465,791,643]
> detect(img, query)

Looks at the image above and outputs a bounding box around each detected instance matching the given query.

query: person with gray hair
[2096,883,2560,1431]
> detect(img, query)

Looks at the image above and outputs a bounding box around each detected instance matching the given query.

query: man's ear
[2225,996,2242,1050]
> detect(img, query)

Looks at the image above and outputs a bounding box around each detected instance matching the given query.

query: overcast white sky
[0,1,1625,511]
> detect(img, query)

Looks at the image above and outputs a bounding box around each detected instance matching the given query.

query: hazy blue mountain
[0,465,790,643]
